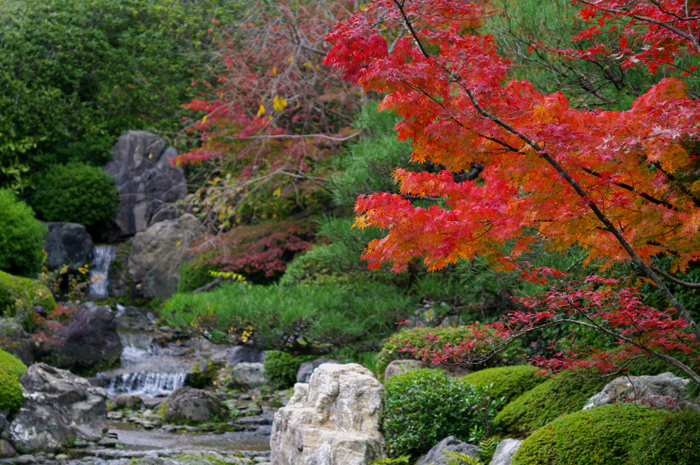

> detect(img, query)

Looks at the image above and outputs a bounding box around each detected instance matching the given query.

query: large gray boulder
[583,372,696,411]
[296,358,340,384]
[227,362,268,390]
[489,439,523,465]
[8,364,108,453]
[384,359,427,381]
[105,131,187,238]
[43,222,93,271]
[48,302,122,375]
[127,214,204,300]
[271,363,386,465]
[164,387,229,424]
[415,436,479,465]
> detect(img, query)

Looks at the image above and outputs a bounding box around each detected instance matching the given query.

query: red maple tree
[325,0,700,382]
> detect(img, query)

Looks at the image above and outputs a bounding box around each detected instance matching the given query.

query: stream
[88,304,272,463]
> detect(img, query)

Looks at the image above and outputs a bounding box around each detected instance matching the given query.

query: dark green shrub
[629,409,700,465]
[382,368,500,458]
[30,163,118,240]
[512,404,671,465]
[461,365,546,405]
[0,349,26,413]
[0,189,46,277]
[263,351,317,390]
[377,326,506,376]
[494,370,609,435]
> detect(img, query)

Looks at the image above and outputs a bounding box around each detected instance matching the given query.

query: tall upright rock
[271,363,386,465]
[105,131,187,238]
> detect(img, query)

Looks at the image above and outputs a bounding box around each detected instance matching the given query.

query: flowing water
[88,245,117,298]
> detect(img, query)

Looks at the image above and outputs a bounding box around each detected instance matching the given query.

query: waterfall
[100,372,187,397]
[88,245,117,298]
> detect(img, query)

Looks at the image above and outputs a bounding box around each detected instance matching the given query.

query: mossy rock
[494,370,609,435]
[512,404,671,465]
[0,269,57,328]
[461,365,546,405]
[629,409,700,465]
[0,349,26,413]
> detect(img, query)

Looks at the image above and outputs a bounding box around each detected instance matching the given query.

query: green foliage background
[0,0,238,184]
[0,189,47,277]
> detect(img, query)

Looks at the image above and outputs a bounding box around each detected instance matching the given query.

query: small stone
[0,439,17,458]
[55,455,70,462]
[142,409,155,418]
[161,425,176,433]
[17,455,37,464]
[142,421,155,430]
[73,441,90,448]
[185,426,202,433]
[97,438,118,448]
[46,454,55,460]
[151,419,162,427]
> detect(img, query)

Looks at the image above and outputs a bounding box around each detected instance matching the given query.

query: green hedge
[0,349,26,413]
[629,409,700,465]
[512,404,671,465]
[461,365,546,405]
[0,189,46,277]
[29,163,118,240]
[494,370,609,435]
[263,351,317,390]
[382,368,499,458]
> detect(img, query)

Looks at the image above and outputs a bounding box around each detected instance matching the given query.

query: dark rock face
[43,222,93,271]
[50,303,122,375]
[164,387,229,424]
[296,358,341,384]
[8,363,108,453]
[415,436,480,465]
[105,131,187,238]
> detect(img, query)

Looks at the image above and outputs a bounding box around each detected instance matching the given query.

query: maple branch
[649,265,700,288]
[223,132,361,142]
[393,2,700,346]
[580,167,677,211]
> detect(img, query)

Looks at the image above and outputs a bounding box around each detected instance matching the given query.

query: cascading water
[88,244,117,298]
[98,330,191,398]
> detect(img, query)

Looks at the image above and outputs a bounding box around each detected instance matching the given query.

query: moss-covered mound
[629,409,700,465]
[494,370,609,435]
[512,404,670,465]
[0,349,26,413]
[0,269,57,329]
[461,365,546,405]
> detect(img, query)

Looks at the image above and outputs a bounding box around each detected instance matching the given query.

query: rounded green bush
[0,349,26,413]
[494,370,609,435]
[377,326,503,376]
[0,189,47,277]
[461,365,547,405]
[30,162,118,240]
[383,368,499,458]
[0,348,27,378]
[263,351,317,390]
[629,409,700,465]
[512,404,671,465]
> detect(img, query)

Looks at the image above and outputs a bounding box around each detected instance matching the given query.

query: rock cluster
[583,372,697,411]
[7,364,108,453]
[43,222,93,271]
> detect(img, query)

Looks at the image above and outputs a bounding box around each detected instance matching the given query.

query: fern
[477,437,502,464]
[444,450,482,465]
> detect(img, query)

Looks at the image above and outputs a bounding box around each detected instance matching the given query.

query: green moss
[461,365,546,405]
[512,404,671,465]
[494,370,609,435]
[629,409,700,465]
[0,349,26,413]
[263,351,317,390]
